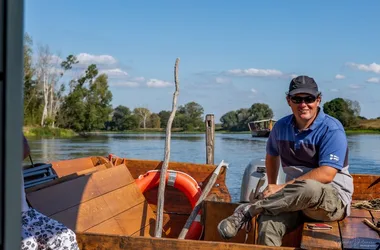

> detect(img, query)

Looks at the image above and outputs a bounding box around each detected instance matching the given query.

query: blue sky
[25,1,380,121]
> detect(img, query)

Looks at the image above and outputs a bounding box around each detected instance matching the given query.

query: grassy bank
[345,129,380,134]
[23,126,77,138]
[345,119,380,134]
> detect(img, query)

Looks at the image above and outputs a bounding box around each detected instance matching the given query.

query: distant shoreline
[23,126,380,138]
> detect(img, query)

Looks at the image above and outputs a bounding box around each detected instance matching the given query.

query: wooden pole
[155,58,180,237]
[178,160,228,239]
[205,114,215,165]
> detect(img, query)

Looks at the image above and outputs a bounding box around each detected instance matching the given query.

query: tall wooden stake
[155,58,180,237]
[205,114,215,165]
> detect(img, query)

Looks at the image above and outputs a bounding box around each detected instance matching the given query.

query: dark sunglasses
[290,95,317,104]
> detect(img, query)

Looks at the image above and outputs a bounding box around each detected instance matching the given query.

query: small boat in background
[248,119,276,137]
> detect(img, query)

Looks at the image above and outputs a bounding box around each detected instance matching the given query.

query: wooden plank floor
[339,208,380,250]
[299,207,380,250]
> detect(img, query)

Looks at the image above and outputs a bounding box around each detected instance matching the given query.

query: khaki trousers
[249,179,346,246]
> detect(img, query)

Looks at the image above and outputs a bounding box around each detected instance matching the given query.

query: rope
[352,198,380,211]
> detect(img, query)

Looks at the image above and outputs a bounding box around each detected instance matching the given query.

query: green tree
[158,110,171,128]
[58,64,113,132]
[23,33,43,126]
[134,107,151,129]
[148,113,161,128]
[174,102,204,130]
[220,111,238,130]
[236,108,250,131]
[323,98,359,127]
[83,74,113,131]
[219,103,273,131]
[112,105,132,130]
[58,84,86,130]
[183,102,204,129]
[111,105,139,130]
[248,103,274,122]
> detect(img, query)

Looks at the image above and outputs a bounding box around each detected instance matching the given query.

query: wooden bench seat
[301,221,341,250]
[203,201,256,244]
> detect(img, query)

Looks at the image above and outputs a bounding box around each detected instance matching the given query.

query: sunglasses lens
[291,96,303,104]
[290,96,316,104]
[304,96,316,103]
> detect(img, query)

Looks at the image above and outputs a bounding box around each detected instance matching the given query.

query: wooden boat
[24,156,380,249]
[248,119,276,137]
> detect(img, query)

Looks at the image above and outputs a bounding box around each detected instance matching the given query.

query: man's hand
[263,184,286,198]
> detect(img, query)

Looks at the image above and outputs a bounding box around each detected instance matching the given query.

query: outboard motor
[240,158,286,203]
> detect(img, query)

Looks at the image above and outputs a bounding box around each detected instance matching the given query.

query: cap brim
[288,88,319,97]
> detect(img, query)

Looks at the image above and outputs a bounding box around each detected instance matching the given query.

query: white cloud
[335,74,345,79]
[215,77,230,84]
[50,54,63,64]
[347,62,380,74]
[366,77,380,83]
[110,81,139,87]
[251,88,258,94]
[99,68,128,77]
[349,84,362,89]
[132,77,145,82]
[147,79,172,88]
[227,68,283,77]
[76,53,117,66]
[330,88,339,92]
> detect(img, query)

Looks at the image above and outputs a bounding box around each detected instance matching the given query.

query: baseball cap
[288,75,320,97]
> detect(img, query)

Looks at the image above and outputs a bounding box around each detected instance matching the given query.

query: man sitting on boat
[217,75,354,246]
[21,134,79,250]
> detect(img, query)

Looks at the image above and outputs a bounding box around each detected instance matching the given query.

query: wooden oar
[178,160,228,239]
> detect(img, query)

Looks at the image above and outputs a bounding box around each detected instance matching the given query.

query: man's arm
[289,165,337,184]
[266,153,280,184]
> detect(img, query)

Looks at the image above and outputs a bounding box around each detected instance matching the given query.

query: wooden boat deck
[24,156,380,249]
[301,208,380,249]
[74,205,380,250]
[200,201,380,250]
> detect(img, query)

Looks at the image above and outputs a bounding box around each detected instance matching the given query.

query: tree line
[23,34,206,133]
[23,33,372,133]
[218,98,374,131]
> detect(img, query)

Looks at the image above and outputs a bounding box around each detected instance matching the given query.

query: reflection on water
[26,133,380,202]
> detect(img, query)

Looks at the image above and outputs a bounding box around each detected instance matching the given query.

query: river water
[26,133,380,202]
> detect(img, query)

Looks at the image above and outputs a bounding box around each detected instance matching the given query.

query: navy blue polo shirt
[266,108,353,215]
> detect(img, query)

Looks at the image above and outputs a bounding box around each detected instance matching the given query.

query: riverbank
[23,124,380,138]
[345,129,380,134]
[23,126,77,137]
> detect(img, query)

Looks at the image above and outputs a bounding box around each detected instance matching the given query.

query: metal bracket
[167,171,177,187]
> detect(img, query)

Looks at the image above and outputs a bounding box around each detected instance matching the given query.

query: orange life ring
[135,170,203,240]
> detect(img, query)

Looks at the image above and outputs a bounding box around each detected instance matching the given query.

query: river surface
[26,133,380,202]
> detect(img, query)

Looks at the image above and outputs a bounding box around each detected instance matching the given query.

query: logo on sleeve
[330,154,339,161]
